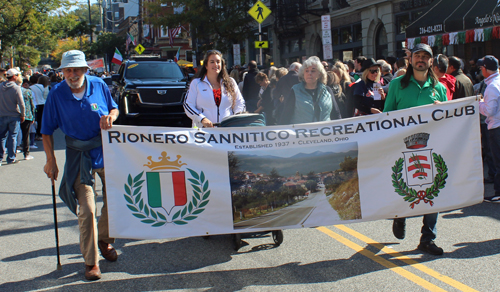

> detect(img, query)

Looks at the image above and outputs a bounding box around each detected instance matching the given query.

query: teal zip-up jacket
[383,75,447,112]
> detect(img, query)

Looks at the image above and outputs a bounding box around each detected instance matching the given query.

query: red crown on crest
[144,151,187,171]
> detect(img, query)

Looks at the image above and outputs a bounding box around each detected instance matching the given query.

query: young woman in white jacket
[184,50,245,128]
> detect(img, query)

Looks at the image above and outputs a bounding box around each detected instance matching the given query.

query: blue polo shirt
[41,76,117,169]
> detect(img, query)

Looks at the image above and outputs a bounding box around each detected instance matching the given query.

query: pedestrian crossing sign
[248,1,272,24]
[255,41,269,49]
[135,44,145,55]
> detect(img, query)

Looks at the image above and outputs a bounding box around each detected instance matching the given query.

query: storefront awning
[406,0,500,38]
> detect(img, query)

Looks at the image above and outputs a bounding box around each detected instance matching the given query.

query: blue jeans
[0,116,21,163]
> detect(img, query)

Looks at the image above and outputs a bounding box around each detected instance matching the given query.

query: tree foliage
[69,4,102,26]
[0,0,77,68]
[340,156,358,172]
[145,0,255,53]
[51,38,89,64]
[87,32,126,59]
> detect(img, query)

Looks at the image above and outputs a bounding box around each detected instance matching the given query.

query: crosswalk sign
[248,1,271,24]
[255,41,269,49]
[135,44,145,55]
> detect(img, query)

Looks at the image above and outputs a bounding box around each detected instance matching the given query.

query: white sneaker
[24,155,34,160]
[16,150,21,153]
[30,145,38,149]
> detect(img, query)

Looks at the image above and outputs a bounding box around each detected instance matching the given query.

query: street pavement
[0,129,499,291]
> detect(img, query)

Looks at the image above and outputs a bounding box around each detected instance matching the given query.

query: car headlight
[125,89,139,95]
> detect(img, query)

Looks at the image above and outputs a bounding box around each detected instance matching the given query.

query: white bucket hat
[58,50,90,70]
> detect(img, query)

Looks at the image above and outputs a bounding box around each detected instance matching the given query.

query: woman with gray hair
[278,56,341,125]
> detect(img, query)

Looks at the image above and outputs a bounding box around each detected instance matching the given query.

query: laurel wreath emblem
[123,168,210,226]
[391,153,448,209]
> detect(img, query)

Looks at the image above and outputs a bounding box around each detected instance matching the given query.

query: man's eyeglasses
[369,69,380,74]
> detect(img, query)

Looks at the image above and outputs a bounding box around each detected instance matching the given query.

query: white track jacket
[183,76,245,127]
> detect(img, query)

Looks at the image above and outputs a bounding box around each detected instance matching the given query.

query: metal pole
[259,23,262,66]
[88,0,93,43]
[51,179,62,270]
[138,0,143,45]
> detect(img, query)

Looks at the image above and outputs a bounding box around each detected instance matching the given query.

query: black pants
[481,123,496,178]
[488,127,500,196]
[20,120,32,157]
[36,104,44,137]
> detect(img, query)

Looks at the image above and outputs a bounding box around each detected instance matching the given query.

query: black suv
[112,57,191,126]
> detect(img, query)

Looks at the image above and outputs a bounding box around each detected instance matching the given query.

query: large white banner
[103,97,483,239]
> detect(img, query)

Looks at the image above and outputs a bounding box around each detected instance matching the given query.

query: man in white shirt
[478,55,500,202]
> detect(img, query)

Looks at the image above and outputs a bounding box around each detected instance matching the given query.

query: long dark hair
[195,50,236,105]
[400,63,439,89]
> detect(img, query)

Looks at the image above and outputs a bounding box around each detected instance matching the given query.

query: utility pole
[138,0,143,45]
[88,0,93,43]
[98,0,103,33]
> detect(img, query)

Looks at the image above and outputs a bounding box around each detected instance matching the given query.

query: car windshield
[125,62,184,79]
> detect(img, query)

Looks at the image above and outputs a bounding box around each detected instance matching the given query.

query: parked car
[112,57,191,127]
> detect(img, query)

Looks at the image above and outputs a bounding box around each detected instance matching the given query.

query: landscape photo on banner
[102,96,483,240]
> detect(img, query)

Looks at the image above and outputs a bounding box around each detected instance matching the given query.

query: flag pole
[51,179,62,270]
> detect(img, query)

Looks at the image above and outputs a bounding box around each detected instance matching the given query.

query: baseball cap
[411,43,433,58]
[58,50,90,70]
[5,68,21,78]
[477,55,498,71]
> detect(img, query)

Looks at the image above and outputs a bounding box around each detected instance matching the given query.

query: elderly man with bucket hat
[41,50,119,280]
[384,43,448,255]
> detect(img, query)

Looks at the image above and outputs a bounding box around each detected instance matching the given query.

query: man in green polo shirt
[384,43,448,255]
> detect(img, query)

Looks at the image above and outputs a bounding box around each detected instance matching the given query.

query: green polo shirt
[383,75,448,112]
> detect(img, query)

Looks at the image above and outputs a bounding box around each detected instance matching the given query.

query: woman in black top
[353,58,386,115]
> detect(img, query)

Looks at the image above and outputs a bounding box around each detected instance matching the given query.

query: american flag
[126,33,132,51]
[169,26,182,48]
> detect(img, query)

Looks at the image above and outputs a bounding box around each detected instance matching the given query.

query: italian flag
[112,48,123,65]
[146,172,187,211]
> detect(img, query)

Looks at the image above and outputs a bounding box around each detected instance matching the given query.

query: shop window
[332,29,339,45]
[353,47,362,58]
[292,40,299,52]
[353,24,362,42]
[375,25,388,59]
[340,26,352,44]
[341,27,352,43]
[396,14,410,34]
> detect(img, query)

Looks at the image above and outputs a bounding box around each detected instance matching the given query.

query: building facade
[242,0,436,67]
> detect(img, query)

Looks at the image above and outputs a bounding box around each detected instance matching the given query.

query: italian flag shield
[146,171,187,213]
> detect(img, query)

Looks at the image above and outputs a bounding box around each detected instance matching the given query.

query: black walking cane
[51,179,62,270]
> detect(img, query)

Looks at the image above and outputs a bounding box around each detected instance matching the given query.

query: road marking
[316,226,448,292]
[334,225,479,292]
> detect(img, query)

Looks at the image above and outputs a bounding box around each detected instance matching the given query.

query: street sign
[135,44,145,55]
[321,15,331,30]
[255,41,269,49]
[323,44,333,60]
[322,30,332,45]
[248,1,272,24]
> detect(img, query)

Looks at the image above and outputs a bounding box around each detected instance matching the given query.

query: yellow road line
[333,224,479,292]
[316,226,448,292]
